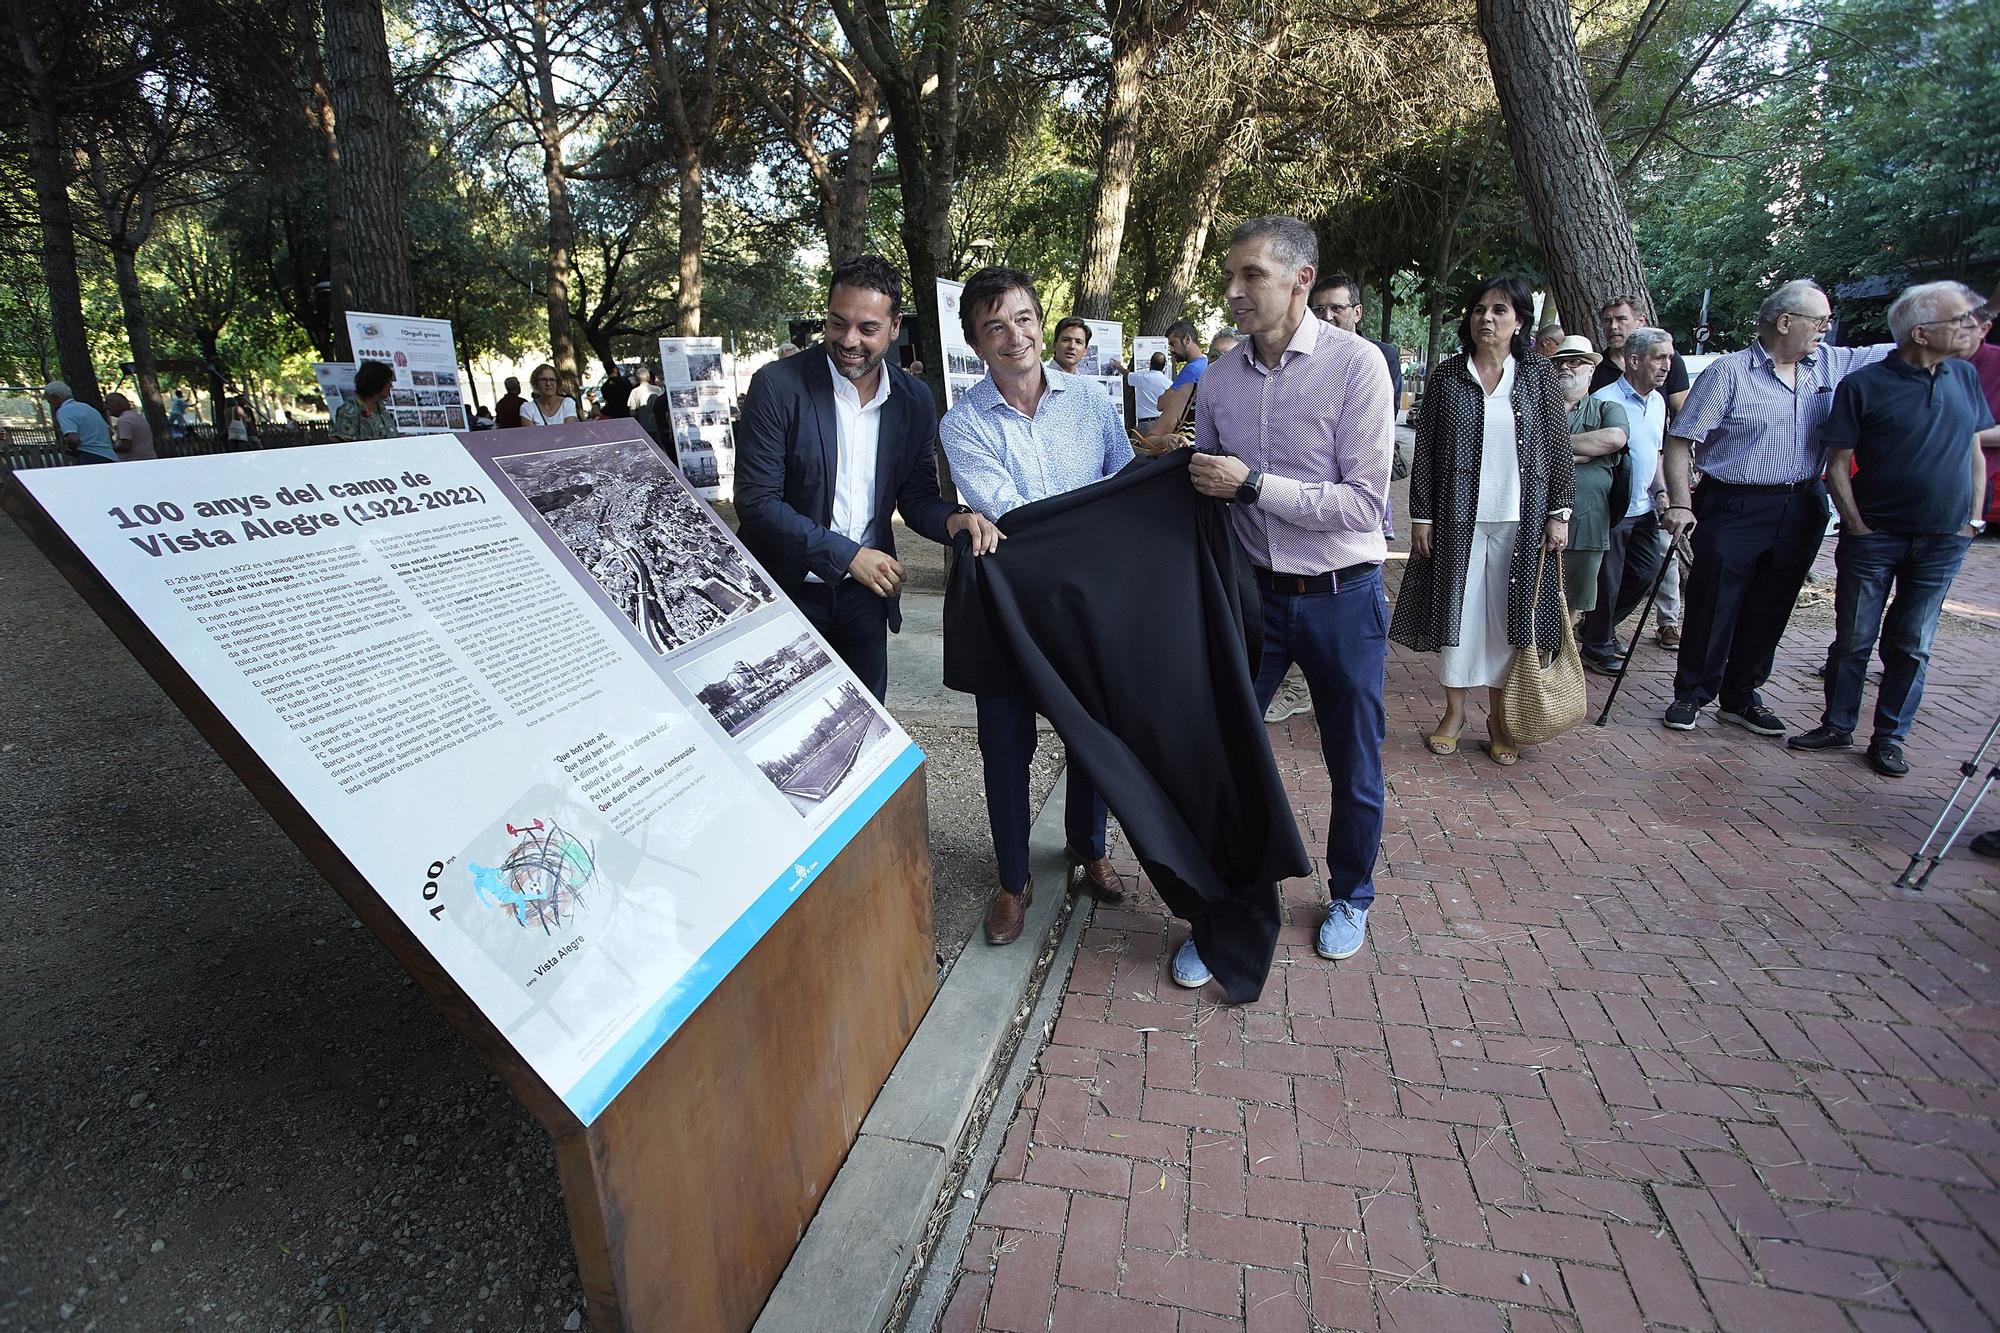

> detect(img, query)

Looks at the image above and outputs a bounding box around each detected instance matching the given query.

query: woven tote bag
[1494,545,1587,747]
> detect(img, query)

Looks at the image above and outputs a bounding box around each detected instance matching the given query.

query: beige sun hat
[1548,335,1602,366]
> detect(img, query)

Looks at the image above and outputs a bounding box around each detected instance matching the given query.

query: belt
[1704,477,1822,494]
[1251,562,1379,594]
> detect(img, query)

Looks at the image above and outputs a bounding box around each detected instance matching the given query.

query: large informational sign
[936,279,986,409]
[312,362,351,417]
[1132,336,1170,378]
[1077,319,1127,426]
[658,336,734,502]
[345,312,467,435]
[12,424,920,1125]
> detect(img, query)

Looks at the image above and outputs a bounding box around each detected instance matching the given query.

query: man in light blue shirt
[45,382,116,463]
[1579,329,1673,672]
[940,265,1133,948]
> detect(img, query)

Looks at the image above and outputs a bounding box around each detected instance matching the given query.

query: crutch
[1892,714,2000,892]
[1593,531,1691,727]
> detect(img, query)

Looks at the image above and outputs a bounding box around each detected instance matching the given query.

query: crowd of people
[732,234,1998,997]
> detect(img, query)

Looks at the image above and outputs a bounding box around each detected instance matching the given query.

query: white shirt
[806,356,890,582]
[628,382,661,410]
[522,395,579,426]
[1474,355,1522,524]
[1593,376,1665,518]
[1130,368,1171,418]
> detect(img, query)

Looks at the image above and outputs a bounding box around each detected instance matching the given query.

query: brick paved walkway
[943,539,2000,1332]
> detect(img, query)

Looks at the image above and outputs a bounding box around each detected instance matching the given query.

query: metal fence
[0,423,333,474]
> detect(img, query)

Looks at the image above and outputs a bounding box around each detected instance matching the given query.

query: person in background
[1137,319,1209,450]
[1130,351,1172,432]
[1535,323,1566,358]
[45,381,116,463]
[940,265,1132,948]
[1050,317,1092,375]
[627,366,662,413]
[1550,337,1628,629]
[776,343,800,359]
[1579,327,1674,675]
[1209,330,1240,360]
[600,365,633,418]
[522,364,579,426]
[331,361,399,441]
[495,375,525,428]
[1591,296,1690,415]
[103,392,156,460]
[1960,292,2000,528]
[1788,281,1994,776]
[1310,272,1404,409]
[1658,278,1893,735]
[1392,275,1573,766]
[225,402,258,451]
[167,388,189,441]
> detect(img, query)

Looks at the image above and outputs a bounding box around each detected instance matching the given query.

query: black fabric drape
[944,451,1311,1001]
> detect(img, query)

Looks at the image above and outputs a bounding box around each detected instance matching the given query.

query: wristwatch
[1234,469,1264,506]
[1548,508,1573,521]
[1972,519,1988,534]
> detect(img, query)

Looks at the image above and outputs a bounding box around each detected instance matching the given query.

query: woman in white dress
[1389,276,1574,765]
[520,363,579,426]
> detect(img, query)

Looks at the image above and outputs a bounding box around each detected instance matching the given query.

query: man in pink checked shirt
[1174,215,1398,989]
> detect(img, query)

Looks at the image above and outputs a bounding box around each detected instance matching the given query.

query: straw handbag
[1494,545,1587,747]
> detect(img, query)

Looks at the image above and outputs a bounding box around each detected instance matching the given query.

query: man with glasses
[1657,279,1892,735]
[1310,273,1403,408]
[1787,282,1994,775]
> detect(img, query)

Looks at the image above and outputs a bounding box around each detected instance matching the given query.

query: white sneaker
[1264,675,1312,723]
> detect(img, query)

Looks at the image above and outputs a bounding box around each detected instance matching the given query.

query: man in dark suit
[736,255,1002,700]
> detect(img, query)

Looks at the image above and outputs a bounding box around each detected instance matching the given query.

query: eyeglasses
[1916,311,1979,331]
[1783,312,1833,329]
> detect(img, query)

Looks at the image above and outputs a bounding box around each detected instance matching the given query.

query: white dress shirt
[808,356,889,581]
[1474,356,1522,524]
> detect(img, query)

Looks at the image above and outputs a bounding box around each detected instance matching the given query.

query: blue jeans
[975,693,1108,894]
[1252,566,1388,907]
[1822,531,1972,745]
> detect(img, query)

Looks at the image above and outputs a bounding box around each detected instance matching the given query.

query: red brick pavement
[942,539,2000,1332]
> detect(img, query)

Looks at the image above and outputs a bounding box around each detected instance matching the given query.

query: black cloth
[944,451,1310,1002]
[735,346,954,634]
[1591,350,1690,398]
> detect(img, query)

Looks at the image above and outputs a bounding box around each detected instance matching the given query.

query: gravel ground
[0,499,1049,1330]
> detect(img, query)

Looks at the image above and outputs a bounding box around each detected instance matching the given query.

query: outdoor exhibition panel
[2,418,938,1332]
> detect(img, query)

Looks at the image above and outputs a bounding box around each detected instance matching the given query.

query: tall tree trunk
[322,0,416,317]
[295,0,351,358]
[1477,0,1653,327]
[828,81,885,263]
[13,25,100,407]
[1137,115,1235,334]
[1073,23,1152,320]
[531,0,580,373]
[1379,260,1395,343]
[111,245,169,441]
[675,149,703,335]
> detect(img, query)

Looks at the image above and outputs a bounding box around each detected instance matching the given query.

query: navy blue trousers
[1673,481,1829,711]
[976,693,1108,895]
[794,578,891,702]
[1250,566,1388,908]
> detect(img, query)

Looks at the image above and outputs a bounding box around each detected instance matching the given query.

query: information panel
[657,336,734,501]
[312,362,351,417]
[936,279,986,408]
[12,424,920,1124]
[345,311,467,435]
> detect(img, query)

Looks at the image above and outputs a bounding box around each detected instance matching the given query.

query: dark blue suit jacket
[734,347,954,631]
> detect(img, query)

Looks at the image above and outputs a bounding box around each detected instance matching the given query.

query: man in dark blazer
[736,255,1001,700]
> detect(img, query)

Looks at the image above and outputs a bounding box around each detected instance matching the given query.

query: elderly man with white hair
[1656,279,1892,736]
[1785,281,1996,776]
[1579,325,1675,674]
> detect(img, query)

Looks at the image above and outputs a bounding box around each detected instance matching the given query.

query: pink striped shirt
[1194,314,1396,575]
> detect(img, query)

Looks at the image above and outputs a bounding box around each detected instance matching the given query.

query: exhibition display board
[311,361,350,416]
[1078,317,1128,425]
[1132,335,1170,378]
[657,336,735,500]
[3,420,939,1331]
[345,311,468,434]
[936,277,985,408]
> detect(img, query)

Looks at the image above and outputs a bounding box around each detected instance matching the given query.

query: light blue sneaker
[1171,938,1211,988]
[1317,901,1369,960]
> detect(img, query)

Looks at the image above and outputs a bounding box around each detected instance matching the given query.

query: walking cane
[1592,531,1690,727]
[1892,713,2000,892]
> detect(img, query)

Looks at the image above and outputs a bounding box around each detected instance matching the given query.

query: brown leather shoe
[1064,847,1126,904]
[984,876,1032,946]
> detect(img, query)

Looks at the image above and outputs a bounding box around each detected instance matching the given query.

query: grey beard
[831,349,883,381]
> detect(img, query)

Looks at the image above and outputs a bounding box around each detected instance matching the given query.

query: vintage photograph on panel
[411,370,436,386]
[687,351,724,383]
[669,386,699,409]
[492,434,774,655]
[420,408,449,427]
[743,681,893,818]
[674,618,836,738]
